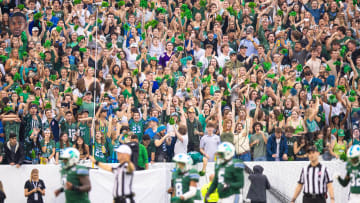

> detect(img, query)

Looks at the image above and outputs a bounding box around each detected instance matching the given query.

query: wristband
[72,185,80,192]
[95,161,99,165]
[60,187,64,192]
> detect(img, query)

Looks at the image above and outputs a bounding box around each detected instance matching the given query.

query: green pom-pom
[248,2,257,8]
[254,65,259,70]
[3,106,12,113]
[296,77,301,82]
[97,19,102,24]
[164,74,170,80]
[64,87,72,93]
[333,61,341,66]
[280,48,288,55]
[277,10,284,16]
[13,73,21,82]
[200,0,207,7]
[118,0,125,6]
[15,86,22,95]
[262,62,271,71]
[337,85,346,93]
[186,87,191,93]
[223,89,230,96]
[244,78,250,85]
[74,0,81,5]
[350,89,357,96]
[296,64,303,72]
[77,36,85,42]
[34,12,43,20]
[31,100,40,106]
[176,46,184,52]
[35,82,42,88]
[74,25,79,31]
[135,22,141,29]
[250,83,258,89]
[277,113,284,121]
[227,74,232,82]
[328,94,338,104]
[18,4,24,10]
[155,77,162,83]
[260,94,268,103]
[226,6,237,16]
[75,97,83,106]
[216,14,223,22]
[197,62,203,68]
[169,117,175,125]
[344,65,351,73]
[46,21,53,27]
[50,74,57,81]
[0,55,8,63]
[340,45,347,57]
[44,40,51,48]
[101,1,109,7]
[221,101,227,106]
[150,2,155,10]
[44,102,52,109]
[39,52,45,60]
[132,69,139,76]
[141,32,146,39]
[56,26,62,33]
[89,34,93,42]
[349,96,356,102]
[106,42,112,50]
[289,11,297,16]
[178,33,185,41]
[218,67,223,74]
[326,65,332,72]
[267,74,275,79]
[340,152,347,162]
[156,7,167,14]
[180,4,189,11]
[79,48,87,52]
[279,76,285,82]
[123,23,130,31]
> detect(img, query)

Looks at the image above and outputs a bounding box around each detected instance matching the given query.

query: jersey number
[350,172,360,187]
[218,169,225,183]
[175,182,183,197]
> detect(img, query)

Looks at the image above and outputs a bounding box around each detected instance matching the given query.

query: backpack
[127,142,139,168]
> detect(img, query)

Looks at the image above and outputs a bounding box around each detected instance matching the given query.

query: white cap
[115,145,132,155]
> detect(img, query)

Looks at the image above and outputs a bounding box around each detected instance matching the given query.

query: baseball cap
[188,107,195,113]
[171,112,178,117]
[230,50,237,55]
[338,129,345,137]
[149,117,159,123]
[32,27,39,31]
[130,43,138,48]
[85,91,92,95]
[246,26,254,34]
[157,125,167,133]
[115,145,132,155]
[240,45,247,49]
[306,145,317,153]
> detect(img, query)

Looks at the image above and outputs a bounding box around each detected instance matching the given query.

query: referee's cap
[115,145,132,155]
[306,145,318,153]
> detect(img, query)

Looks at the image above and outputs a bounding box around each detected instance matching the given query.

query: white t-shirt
[174,134,188,155]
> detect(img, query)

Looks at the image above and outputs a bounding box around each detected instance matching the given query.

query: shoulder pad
[233,162,245,168]
[76,166,89,176]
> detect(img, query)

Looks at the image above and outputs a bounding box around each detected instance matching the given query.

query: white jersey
[112,162,134,198]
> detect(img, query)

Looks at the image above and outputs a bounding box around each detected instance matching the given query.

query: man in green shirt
[60,111,78,143]
[130,134,148,170]
[79,91,96,117]
[55,148,91,203]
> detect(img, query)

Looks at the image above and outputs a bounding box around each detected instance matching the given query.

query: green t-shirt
[61,165,90,203]
[105,137,121,163]
[3,121,20,142]
[171,169,200,203]
[60,120,77,142]
[249,133,269,159]
[80,102,95,117]
[138,144,148,169]
[208,160,244,198]
[129,119,146,142]
[40,140,56,158]
[286,136,297,158]
[220,132,234,144]
[78,122,91,145]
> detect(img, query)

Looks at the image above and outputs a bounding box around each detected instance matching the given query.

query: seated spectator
[4,133,24,167]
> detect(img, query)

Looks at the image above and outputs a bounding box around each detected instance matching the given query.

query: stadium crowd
[0,0,358,169]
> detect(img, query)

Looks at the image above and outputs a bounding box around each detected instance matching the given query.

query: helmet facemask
[350,157,359,166]
[216,152,226,164]
[176,162,187,173]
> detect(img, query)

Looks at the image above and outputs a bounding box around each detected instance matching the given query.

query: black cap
[9,133,16,139]
[240,45,248,49]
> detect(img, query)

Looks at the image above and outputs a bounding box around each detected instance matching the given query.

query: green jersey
[129,119,146,142]
[78,122,91,145]
[339,163,360,194]
[93,141,107,163]
[40,140,56,158]
[61,165,90,203]
[171,169,200,203]
[208,160,244,198]
[60,120,77,142]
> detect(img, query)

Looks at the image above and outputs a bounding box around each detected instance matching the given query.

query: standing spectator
[266,128,288,161]
[153,125,172,162]
[24,169,46,203]
[73,136,90,162]
[294,136,309,161]
[234,123,251,161]
[144,117,159,139]
[173,125,189,155]
[200,122,220,162]
[187,106,203,152]
[142,134,155,164]
[129,134,148,170]
[290,146,335,203]
[250,122,268,161]
[246,165,271,203]
[40,129,56,164]
[4,133,24,167]
[55,133,71,164]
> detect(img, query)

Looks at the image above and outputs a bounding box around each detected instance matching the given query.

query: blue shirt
[239,38,259,57]
[144,128,156,139]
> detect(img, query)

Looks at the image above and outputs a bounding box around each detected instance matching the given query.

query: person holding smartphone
[24,169,46,203]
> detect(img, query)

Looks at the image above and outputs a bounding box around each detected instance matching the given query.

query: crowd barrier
[0,161,349,203]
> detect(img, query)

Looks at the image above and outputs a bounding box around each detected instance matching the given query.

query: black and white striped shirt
[298,163,333,195]
[112,162,134,198]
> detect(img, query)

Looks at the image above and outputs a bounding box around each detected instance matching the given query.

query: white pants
[219,194,240,203]
[349,193,360,203]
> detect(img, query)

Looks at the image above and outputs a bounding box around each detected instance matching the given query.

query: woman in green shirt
[40,128,56,164]
[92,130,108,163]
[330,129,347,159]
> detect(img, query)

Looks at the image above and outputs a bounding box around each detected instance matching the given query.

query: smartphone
[61,102,69,108]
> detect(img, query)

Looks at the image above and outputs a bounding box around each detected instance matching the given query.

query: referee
[290,146,335,203]
[90,145,136,203]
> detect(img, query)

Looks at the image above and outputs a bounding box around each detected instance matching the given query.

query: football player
[55,147,91,203]
[168,153,200,203]
[337,144,360,203]
[205,142,244,203]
